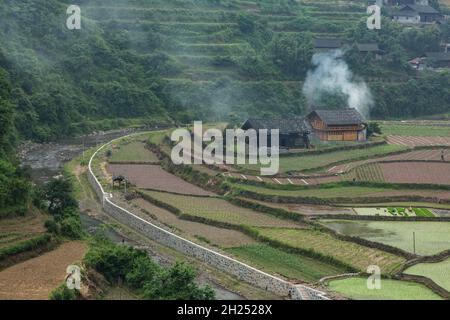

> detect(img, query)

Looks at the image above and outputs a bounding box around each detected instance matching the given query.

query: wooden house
[241,118,311,149]
[306,109,367,142]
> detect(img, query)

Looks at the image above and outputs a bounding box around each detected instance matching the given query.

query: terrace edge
[87,132,329,300]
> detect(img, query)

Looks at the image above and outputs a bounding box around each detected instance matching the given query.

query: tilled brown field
[387,135,450,147]
[0,241,87,300]
[223,172,340,186]
[380,162,450,185]
[107,164,213,196]
[0,213,47,250]
[131,198,256,248]
[238,198,355,216]
[328,149,447,175]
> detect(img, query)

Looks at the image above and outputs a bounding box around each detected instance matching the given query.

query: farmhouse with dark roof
[392,4,441,24]
[241,118,311,149]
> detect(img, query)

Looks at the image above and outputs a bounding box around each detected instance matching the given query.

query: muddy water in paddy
[321,220,391,238]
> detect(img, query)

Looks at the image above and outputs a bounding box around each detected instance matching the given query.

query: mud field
[0,242,87,300]
[387,135,450,147]
[380,162,450,185]
[107,164,213,196]
[328,149,448,174]
[130,198,256,248]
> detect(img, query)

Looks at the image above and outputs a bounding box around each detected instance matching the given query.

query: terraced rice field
[131,198,256,248]
[405,258,450,292]
[379,162,450,185]
[140,190,305,229]
[328,149,445,174]
[254,227,405,274]
[108,164,213,196]
[381,123,450,137]
[320,220,450,256]
[226,244,346,283]
[233,183,450,202]
[344,163,385,182]
[0,213,47,251]
[109,141,159,163]
[81,0,369,115]
[239,144,406,173]
[237,198,355,216]
[353,207,434,217]
[327,277,442,300]
[387,135,450,147]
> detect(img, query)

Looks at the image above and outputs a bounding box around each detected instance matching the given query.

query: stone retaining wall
[87,133,328,300]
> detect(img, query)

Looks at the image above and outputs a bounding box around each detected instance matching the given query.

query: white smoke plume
[302,50,373,117]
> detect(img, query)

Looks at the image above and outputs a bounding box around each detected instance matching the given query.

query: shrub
[143,262,215,300]
[60,216,83,239]
[0,234,52,260]
[49,284,78,300]
[45,219,60,234]
[84,239,215,300]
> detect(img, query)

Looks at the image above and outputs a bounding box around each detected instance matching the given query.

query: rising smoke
[302,50,373,117]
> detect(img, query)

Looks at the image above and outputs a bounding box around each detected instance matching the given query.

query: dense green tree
[143,262,215,300]
[268,33,313,76]
[43,178,78,216]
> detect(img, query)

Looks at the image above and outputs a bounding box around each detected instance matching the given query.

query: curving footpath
[87,132,329,300]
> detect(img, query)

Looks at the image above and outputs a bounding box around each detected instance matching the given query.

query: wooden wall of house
[309,115,326,130]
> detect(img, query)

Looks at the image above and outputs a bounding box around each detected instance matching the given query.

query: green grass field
[109,141,159,163]
[226,244,346,283]
[320,220,450,256]
[238,144,406,173]
[380,124,450,137]
[140,190,303,229]
[232,183,443,202]
[253,227,405,274]
[404,258,450,292]
[328,277,442,300]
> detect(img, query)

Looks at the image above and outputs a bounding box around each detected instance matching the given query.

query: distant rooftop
[357,43,381,52]
[401,4,439,14]
[313,38,342,49]
[424,52,450,61]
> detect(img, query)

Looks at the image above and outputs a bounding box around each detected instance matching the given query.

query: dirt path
[0,241,87,300]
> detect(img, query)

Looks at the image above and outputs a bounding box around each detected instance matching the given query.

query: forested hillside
[0,0,450,143]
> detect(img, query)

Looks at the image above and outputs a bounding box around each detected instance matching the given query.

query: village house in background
[356,43,385,60]
[313,38,342,52]
[391,4,443,24]
[241,118,311,149]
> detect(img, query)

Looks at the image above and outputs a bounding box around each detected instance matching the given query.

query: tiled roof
[357,43,380,52]
[242,118,309,134]
[309,108,366,125]
[313,38,342,49]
